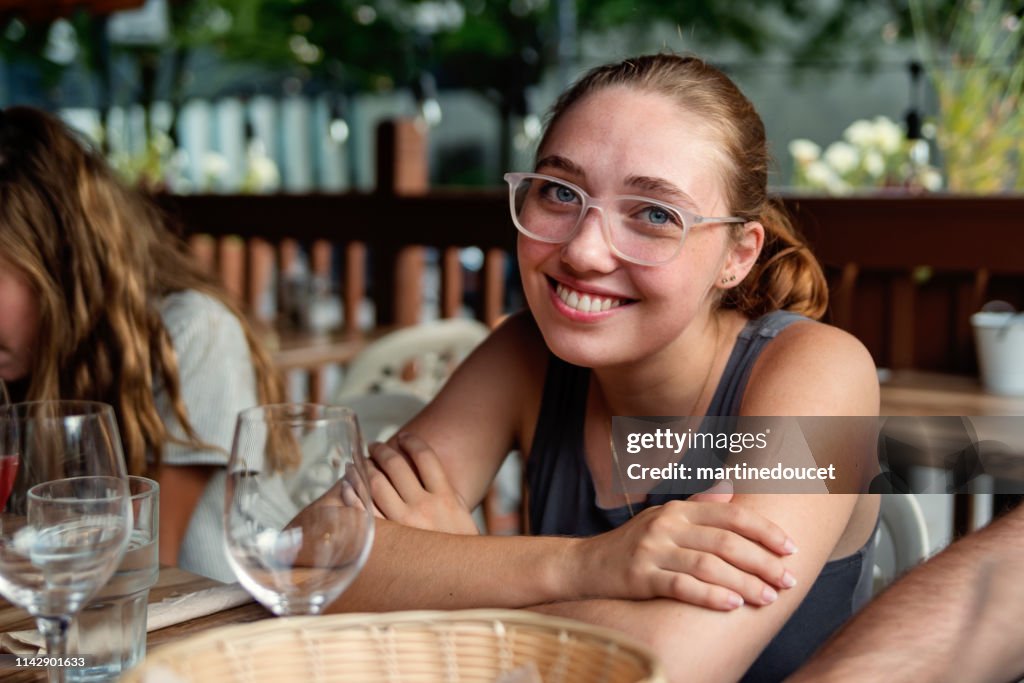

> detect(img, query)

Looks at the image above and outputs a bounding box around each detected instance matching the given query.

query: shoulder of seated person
[160,289,241,334]
[742,318,879,416]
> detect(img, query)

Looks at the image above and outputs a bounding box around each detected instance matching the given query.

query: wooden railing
[156,120,1024,378]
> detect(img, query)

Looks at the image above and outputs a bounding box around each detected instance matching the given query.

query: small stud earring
[721,274,737,284]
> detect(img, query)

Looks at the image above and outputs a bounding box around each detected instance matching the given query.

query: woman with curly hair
[0,105,282,581]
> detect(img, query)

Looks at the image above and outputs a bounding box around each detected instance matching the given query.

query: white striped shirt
[156,290,258,582]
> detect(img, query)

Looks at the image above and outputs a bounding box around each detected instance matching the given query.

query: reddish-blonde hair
[540,53,827,319]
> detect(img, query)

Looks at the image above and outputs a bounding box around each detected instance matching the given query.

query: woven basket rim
[125,608,667,682]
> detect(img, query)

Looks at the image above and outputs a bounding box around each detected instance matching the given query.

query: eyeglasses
[504,172,747,266]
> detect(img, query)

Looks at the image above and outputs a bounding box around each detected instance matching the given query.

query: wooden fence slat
[343,242,366,332]
[889,273,916,369]
[481,248,506,327]
[441,247,463,319]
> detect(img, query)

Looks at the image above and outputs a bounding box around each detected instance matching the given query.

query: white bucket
[971,312,1024,396]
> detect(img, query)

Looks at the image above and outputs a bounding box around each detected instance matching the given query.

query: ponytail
[725,199,828,320]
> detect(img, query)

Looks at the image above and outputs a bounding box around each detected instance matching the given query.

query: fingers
[368,441,425,503]
[395,433,453,495]
[651,567,746,612]
[641,501,799,605]
[677,500,798,558]
[339,479,372,514]
[658,531,791,606]
[365,456,409,519]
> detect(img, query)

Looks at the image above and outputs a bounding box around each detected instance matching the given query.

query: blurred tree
[1,0,988,184]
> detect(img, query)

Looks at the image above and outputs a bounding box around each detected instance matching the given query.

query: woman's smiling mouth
[548,277,636,318]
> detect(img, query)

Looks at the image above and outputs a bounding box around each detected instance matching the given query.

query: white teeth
[555,283,623,314]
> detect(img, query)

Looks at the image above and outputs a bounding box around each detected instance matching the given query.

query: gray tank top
[525,310,875,682]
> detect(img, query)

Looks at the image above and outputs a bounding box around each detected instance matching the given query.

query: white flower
[872,116,904,155]
[201,152,229,183]
[244,152,281,193]
[920,169,943,191]
[788,139,821,164]
[824,141,859,175]
[864,150,886,178]
[843,120,875,148]
[805,160,838,187]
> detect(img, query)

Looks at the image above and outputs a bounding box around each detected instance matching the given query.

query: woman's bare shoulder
[742,318,879,416]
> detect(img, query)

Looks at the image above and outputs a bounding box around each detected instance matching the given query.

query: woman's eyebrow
[535,155,585,177]
[625,175,699,210]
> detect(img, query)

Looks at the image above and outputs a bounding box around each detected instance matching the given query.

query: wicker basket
[123,609,666,683]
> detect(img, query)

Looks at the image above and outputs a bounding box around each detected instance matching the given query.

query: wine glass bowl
[225,404,374,616]
[22,477,132,616]
[0,401,132,683]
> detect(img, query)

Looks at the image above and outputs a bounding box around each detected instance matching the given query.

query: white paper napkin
[1,583,254,655]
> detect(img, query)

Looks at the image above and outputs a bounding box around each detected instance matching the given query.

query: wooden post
[440,246,463,319]
[373,119,427,327]
[830,263,859,332]
[480,248,506,327]
[343,243,366,332]
[188,234,216,275]
[217,236,246,305]
[953,268,990,372]
[246,237,275,321]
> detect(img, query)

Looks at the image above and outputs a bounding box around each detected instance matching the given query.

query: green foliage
[912,0,1024,192]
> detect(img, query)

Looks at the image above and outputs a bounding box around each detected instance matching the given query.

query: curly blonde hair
[0,106,283,475]
[540,53,828,320]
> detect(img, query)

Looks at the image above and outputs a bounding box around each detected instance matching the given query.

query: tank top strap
[705,310,810,416]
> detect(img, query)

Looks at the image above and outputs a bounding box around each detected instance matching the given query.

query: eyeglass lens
[511,176,685,265]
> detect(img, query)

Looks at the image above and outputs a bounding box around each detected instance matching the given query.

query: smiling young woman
[309,54,880,683]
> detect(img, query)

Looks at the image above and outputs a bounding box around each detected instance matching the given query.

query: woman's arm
[153,464,216,566]
[323,314,799,612]
[532,321,881,682]
[531,491,858,683]
[154,291,260,568]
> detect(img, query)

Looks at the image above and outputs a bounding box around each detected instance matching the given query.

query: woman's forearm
[326,519,585,612]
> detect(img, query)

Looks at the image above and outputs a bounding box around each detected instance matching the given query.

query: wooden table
[879,370,1024,536]
[0,567,271,682]
[264,324,393,403]
[880,370,1024,416]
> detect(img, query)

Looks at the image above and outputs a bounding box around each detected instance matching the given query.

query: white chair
[873,493,931,594]
[290,392,428,508]
[334,318,490,402]
[339,392,429,444]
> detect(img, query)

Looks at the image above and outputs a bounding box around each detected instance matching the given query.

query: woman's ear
[718,221,764,287]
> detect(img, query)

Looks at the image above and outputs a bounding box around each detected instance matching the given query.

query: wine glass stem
[36,616,71,683]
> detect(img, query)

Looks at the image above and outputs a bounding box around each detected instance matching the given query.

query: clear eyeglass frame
[504,171,748,266]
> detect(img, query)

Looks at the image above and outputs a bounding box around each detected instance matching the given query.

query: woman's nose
[560,207,618,273]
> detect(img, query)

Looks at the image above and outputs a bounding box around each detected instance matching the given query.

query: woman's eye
[554,185,578,202]
[537,181,579,203]
[639,206,675,225]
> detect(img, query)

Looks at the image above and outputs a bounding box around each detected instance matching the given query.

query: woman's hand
[360,433,480,535]
[575,493,799,611]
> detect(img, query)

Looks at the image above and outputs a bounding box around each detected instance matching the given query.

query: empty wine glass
[224,404,374,616]
[0,401,132,683]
